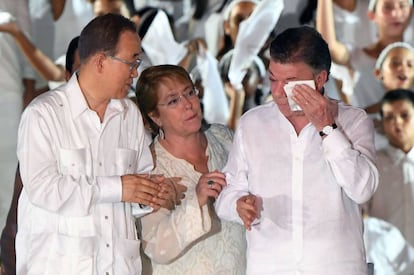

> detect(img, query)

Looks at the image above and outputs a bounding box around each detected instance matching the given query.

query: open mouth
[397,74,408,81]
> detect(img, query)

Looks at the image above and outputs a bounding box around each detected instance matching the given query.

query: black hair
[270,26,331,76]
[78,13,136,62]
[380,89,414,117]
[65,36,80,74]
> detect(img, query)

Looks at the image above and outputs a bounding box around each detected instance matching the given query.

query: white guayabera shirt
[16,74,153,275]
[369,146,414,246]
[216,101,379,275]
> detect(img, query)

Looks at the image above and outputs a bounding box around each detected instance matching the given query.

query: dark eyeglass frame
[107,55,142,72]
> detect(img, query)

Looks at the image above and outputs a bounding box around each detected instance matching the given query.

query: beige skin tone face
[224,2,256,45]
[377,47,414,90]
[268,61,324,119]
[382,99,414,152]
[369,0,412,38]
[150,78,203,139]
[103,31,141,100]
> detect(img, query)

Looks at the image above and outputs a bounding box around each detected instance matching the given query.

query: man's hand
[121,174,166,209]
[158,177,186,211]
[236,194,262,231]
[292,84,338,131]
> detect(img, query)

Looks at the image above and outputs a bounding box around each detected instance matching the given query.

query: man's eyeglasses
[107,55,142,73]
[158,88,200,108]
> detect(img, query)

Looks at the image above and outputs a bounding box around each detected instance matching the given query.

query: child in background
[365,89,414,274]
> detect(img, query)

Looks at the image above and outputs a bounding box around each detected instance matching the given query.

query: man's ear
[316,70,328,91]
[95,52,107,73]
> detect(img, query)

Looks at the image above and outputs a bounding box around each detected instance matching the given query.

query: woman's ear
[148,111,161,127]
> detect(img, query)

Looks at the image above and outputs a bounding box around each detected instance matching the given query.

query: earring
[158,127,165,139]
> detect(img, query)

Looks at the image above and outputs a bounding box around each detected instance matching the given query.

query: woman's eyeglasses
[158,88,200,108]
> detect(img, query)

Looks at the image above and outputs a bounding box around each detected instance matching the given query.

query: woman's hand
[196,170,226,206]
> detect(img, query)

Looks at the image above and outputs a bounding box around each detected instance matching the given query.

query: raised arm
[51,0,66,21]
[316,0,351,65]
[0,21,66,82]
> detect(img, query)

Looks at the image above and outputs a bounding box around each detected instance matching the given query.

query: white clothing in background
[0,0,32,233]
[368,146,414,246]
[16,74,153,275]
[364,217,414,275]
[141,124,246,275]
[29,0,55,89]
[348,46,384,108]
[53,0,93,59]
[216,101,378,274]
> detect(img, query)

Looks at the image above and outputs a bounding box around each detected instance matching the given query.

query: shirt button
[106,243,110,248]
[106,272,109,275]
[105,215,108,219]
[99,162,102,166]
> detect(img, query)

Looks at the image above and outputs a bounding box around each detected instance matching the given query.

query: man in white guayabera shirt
[215,26,379,275]
[15,14,171,275]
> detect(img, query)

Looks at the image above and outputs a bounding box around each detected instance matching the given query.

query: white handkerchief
[196,49,229,125]
[141,10,187,65]
[0,10,15,25]
[284,80,315,111]
[228,0,284,89]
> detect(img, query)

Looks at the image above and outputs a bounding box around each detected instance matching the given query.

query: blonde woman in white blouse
[135,64,246,275]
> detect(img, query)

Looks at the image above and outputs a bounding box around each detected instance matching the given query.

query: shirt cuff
[96,175,122,203]
[322,129,351,158]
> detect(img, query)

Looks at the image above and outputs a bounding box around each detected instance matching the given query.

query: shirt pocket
[114,237,142,274]
[58,148,89,178]
[114,148,138,175]
[28,215,96,275]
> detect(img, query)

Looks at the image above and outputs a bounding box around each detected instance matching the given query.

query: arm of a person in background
[225,82,245,131]
[333,0,356,11]
[0,21,66,83]
[51,0,66,21]
[316,0,351,65]
[178,38,207,70]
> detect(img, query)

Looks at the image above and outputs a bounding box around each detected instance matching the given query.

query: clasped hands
[121,174,187,211]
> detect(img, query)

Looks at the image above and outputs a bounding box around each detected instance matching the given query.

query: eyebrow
[165,85,193,96]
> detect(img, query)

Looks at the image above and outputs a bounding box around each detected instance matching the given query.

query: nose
[180,94,192,108]
[271,80,286,96]
[131,68,139,78]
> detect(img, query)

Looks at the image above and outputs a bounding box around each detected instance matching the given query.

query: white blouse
[140,124,246,275]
